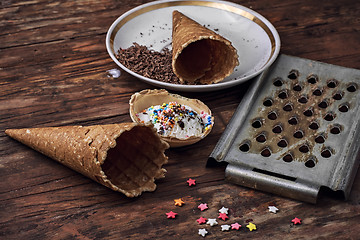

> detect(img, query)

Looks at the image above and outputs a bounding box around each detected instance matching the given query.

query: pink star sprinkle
[292,217,302,225]
[231,222,242,230]
[198,203,208,211]
[196,217,207,224]
[187,178,196,186]
[218,213,229,221]
[166,211,177,219]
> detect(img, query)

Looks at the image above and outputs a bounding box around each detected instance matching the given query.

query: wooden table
[1,0,360,239]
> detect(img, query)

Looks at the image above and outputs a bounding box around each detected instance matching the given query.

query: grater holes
[315,133,326,143]
[277,138,288,148]
[252,119,263,128]
[305,157,316,168]
[324,112,335,121]
[272,124,283,133]
[273,77,284,87]
[268,111,278,120]
[338,103,349,112]
[261,147,272,157]
[299,143,310,153]
[292,83,302,92]
[321,147,333,158]
[288,116,298,125]
[313,88,323,96]
[288,69,299,80]
[303,107,313,117]
[327,79,338,88]
[239,141,251,152]
[294,130,304,138]
[256,132,267,143]
[309,121,319,130]
[283,152,293,162]
[278,90,288,99]
[307,74,318,84]
[298,95,308,104]
[330,124,342,134]
[318,99,329,109]
[263,98,273,107]
[283,102,293,112]
[332,91,344,100]
[347,83,358,92]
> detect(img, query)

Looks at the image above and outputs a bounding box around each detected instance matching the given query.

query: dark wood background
[1,0,360,239]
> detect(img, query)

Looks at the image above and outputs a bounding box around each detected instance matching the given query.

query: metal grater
[209,54,360,203]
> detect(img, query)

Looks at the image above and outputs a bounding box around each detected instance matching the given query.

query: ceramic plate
[106,0,280,92]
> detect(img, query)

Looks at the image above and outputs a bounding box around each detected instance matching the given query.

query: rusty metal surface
[209,54,360,203]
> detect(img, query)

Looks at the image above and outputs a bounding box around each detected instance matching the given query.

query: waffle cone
[172,10,239,84]
[5,123,169,197]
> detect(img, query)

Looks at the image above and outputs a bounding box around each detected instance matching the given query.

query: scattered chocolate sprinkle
[116,43,182,84]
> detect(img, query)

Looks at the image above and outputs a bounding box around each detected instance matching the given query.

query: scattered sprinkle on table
[268,206,279,213]
[187,178,196,186]
[207,218,218,226]
[221,225,231,231]
[198,228,208,237]
[196,217,207,224]
[218,213,229,221]
[198,203,208,211]
[219,207,229,214]
[292,217,302,225]
[166,211,178,219]
[246,222,257,231]
[174,198,185,207]
[231,223,242,230]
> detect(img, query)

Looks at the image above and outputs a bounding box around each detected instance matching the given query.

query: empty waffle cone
[5,123,169,197]
[172,10,239,84]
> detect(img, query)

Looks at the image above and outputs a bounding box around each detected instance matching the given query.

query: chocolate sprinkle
[116,43,182,84]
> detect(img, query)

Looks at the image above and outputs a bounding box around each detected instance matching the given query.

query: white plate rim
[106,0,281,92]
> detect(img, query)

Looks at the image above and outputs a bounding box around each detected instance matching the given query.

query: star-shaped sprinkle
[198,228,208,237]
[231,222,242,230]
[219,207,229,214]
[198,203,208,211]
[292,217,302,225]
[197,217,207,224]
[246,222,257,231]
[218,213,229,221]
[207,218,218,226]
[268,206,279,213]
[166,211,177,219]
[221,225,231,231]
[174,198,185,207]
[187,178,196,186]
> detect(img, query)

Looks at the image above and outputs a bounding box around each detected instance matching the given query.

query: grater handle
[225,164,320,203]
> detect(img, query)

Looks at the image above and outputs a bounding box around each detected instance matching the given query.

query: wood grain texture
[1,0,360,239]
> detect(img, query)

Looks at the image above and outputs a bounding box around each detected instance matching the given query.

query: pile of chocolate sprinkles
[116,43,182,84]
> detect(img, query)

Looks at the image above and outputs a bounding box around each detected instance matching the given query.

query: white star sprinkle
[207,218,218,226]
[198,228,208,237]
[218,207,229,214]
[268,206,279,213]
[221,224,231,231]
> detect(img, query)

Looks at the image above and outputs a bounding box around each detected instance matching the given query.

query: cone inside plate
[5,123,169,197]
[172,10,239,84]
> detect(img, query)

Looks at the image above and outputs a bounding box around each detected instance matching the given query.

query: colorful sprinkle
[166,211,178,219]
[187,178,196,186]
[196,217,207,224]
[174,198,185,207]
[198,203,208,211]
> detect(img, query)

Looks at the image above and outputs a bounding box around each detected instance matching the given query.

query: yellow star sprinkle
[174,198,185,207]
[246,222,257,231]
